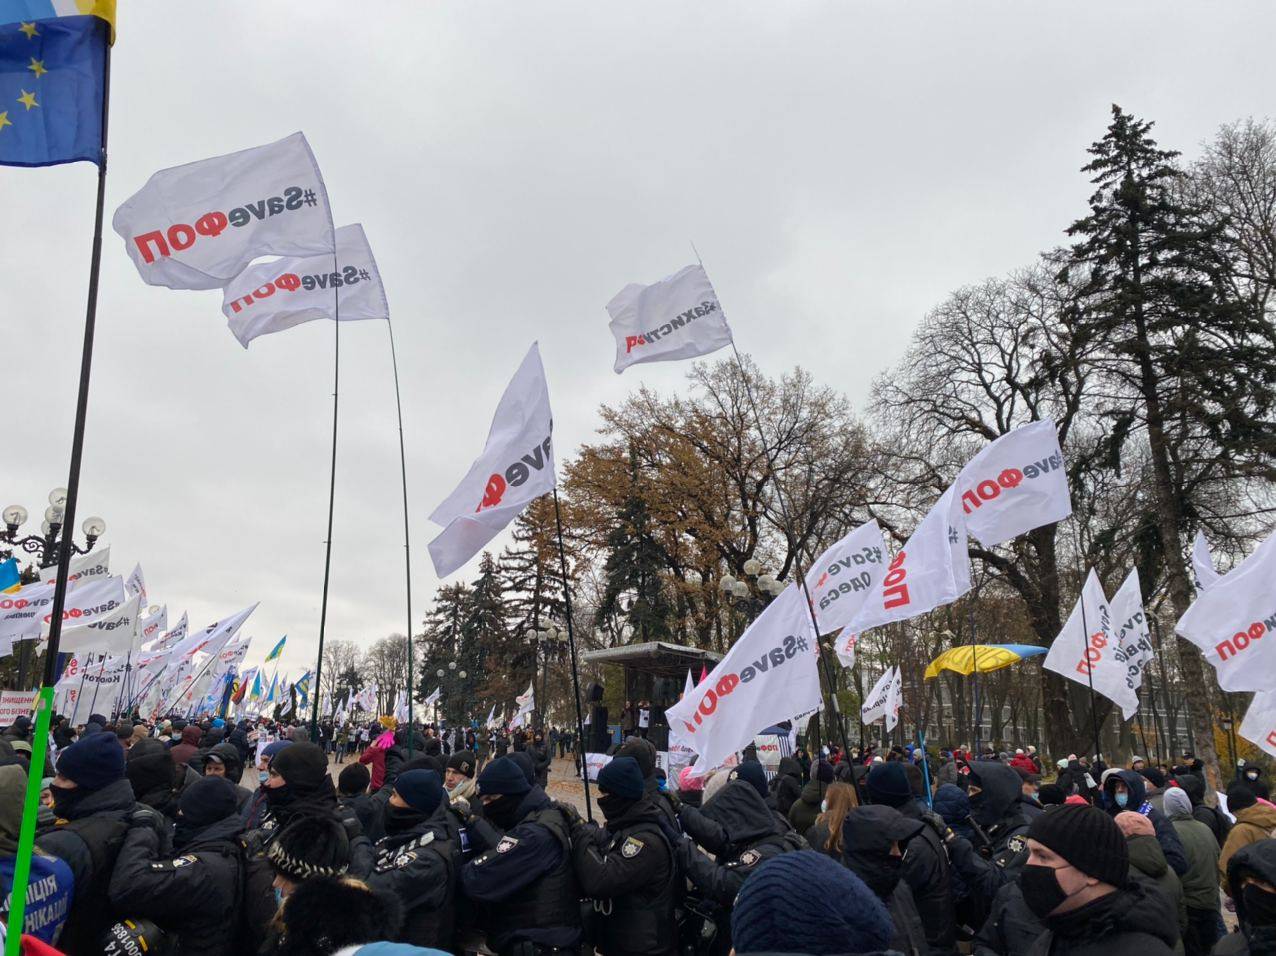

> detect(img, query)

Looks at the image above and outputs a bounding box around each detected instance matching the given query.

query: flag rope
[387,318,415,758]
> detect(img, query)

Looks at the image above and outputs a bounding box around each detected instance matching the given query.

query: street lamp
[531,624,567,730]
[721,561,784,638]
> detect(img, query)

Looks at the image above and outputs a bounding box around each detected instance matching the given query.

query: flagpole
[551,488,593,823]
[387,318,415,759]
[310,272,341,738]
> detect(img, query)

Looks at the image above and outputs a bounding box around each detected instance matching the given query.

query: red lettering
[998,468,1023,488]
[275,272,301,292]
[698,689,718,717]
[716,673,739,697]
[166,223,196,251]
[195,211,228,237]
[133,231,169,263]
[977,479,1001,502]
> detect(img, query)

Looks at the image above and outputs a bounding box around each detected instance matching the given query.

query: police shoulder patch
[620,836,644,859]
[150,854,198,871]
[1006,836,1027,855]
[737,849,762,867]
[496,835,519,854]
[394,850,418,867]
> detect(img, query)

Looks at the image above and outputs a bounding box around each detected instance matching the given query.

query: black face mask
[1243,883,1276,927]
[264,783,293,814]
[173,819,201,848]
[851,854,903,899]
[1020,863,1069,918]
[385,803,427,834]
[484,794,521,830]
[597,793,637,823]
[50,783,85,820]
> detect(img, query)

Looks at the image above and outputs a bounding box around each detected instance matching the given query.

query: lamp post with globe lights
[435,661,469,727]
[2,489,107,690]
[719,558,785,641]
[531,624,568,730]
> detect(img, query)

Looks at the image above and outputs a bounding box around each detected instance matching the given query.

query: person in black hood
[460,756,582,953]
[770,756,804,817]
[1103,769,1189,876]
[677,777,807,953]
[1236,764,1270,802]
[571,756,680,956]
[616,735,679,828]
[125,737,185,819]
[788,759,835,837]
[1019,803,1177,955]
[1174,772,1232,849]
[942,759,1033,928]
[841,804,930,956]
[1215,839,1276,955]
[202,741,252,811]
[109,775,244,956]
[865,760,957,954]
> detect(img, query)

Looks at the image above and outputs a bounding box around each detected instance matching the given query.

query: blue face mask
[1115,791,1129,809]
[273,887,283,906]
[259,770,269,785]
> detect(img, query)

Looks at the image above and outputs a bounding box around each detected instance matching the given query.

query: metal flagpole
[551,488,594,823]
[387,319,415,759]
[310,253,341,737]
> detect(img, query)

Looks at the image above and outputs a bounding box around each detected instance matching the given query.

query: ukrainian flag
[0,558,19,593]
[0,0,114,168]
[264,635,286,663]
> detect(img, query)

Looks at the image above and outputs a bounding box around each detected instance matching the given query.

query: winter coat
[894,797,957,953]
[974,883,1043,956]
[1009,754,1039,774]
[108,813,243,956]
[1175,772,1232,849]
[1167,804,1222,912]
[770,757,804,817]
[1214,839,1276,956]
[1218,802,1276,891]
[787,776,827,837]
[530,741,552,787]
[260,873,404,956]
[169,724,203,767]
[1105,770,1190,877]
[1025,879,1178,955]
[366,802,464,950]
[360,743,388,791]
[1127,833,1187,948]
[884,880,929,956]
[946,761,1032,928]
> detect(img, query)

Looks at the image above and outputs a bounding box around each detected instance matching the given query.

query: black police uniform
[367,801,464,950]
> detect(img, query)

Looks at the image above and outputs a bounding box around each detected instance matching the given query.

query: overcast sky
[4,1,1273,681]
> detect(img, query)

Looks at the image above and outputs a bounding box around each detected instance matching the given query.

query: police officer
[366,769,463,950]
[677,774,807,953]
[570,756,680,956]
[614,736,679,829]
[108,776,245,956]
[460,755,581,954]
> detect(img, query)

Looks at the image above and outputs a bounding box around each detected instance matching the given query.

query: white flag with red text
[112,132,334,291]
[428,343,555,577]
[221,223,388,348]
[805,520,888,636]
[1240,691,1276,760]
[665,585,821,774]
[1103,569,1154,719]
[606,264,732,373]
[1192,532,1222,591]
[39,546,111,589]
[1043,569,1115,698]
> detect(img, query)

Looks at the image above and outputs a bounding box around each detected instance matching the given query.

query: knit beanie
[1038,783,1065,807]
[270,743,328,793]
[866,761,913,807]
[179,775,238,828]
[477,756,531,796]
[730,761,769,799]
[267,814,351,882]
[56,731,125,791]
[262,739,293,762]
[1227,782,1257,813]
[1113,810,1155,838]
[393,770,444,815]
[731,851,893,954]
[615,736,657,778]
[1027,804,1128,886]
[815,760,835,784]
[338,763,370,796]
[446,750,477,778]
[507,750,536,784]
[597,756,645,800]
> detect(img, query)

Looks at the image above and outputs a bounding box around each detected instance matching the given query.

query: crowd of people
[0,709,1273,956]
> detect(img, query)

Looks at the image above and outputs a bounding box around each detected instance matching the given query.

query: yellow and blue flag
[264,635,286,663]
[0,558,19,592]
[0,0,114,168]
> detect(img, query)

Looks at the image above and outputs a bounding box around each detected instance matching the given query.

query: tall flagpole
[7,31,112,956]
[551,489,593,823]
[386,319,416,759]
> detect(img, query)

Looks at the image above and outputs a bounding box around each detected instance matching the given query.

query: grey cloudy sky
[4,1,1273,680]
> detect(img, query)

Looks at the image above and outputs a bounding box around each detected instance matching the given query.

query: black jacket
[895,797,957,953]
[1176,772,1232,850]
[1213,838,1276,955]
[842,806,929,956]
[366,802,463,950]
[108,813,243,956]
[974,883,1043,956]
[770,757,804,817]
[945,761,1032,927]
[572,798,680,956]
[787,776,828,838]
[1025,880,1178,955]
[1104,770,1189,878]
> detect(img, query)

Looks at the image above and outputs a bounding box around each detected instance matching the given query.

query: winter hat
[815,760,835,784]
[507,750,536,784]
[8,715,31,736]
[1139,767,1166,790]
[1014,766,1042,784]
[178,775,238,828]
[446,750,477,778]
[477,757,532,796]
[268,814,351,881]
[338,763,371,796]
[1027,804,1128,887]
[598,756,645,800]
[730,761,769,799]
[1038,783,1066,807]
[1227,782,1258,813]
[677,766,703,793]
[56,731,125,791]
[731,850,893,954]
[262,739,293,762]
[278,876,404,955]
[616,736,657,778]
[393,770,445,815]
[211,718,225,729]
[1064,794,1090,806]
[866,761,913,807]
[1015,749,1025,756]
[270,742,328,792]
[400,755,445,776]
[0,764,26,854]
[1113,810,1155,838]
[1163,786,1193,820]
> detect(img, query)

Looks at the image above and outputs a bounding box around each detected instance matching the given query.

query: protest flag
[606,264,732,373]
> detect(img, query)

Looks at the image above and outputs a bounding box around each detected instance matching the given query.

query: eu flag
[0,3,110,168]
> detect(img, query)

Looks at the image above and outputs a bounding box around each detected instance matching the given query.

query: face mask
[173,819,201,848]
[820,800,828,813]
[50,784,83,820]
[273,886,284,906]
[855,855,902,898]
[1020,863,1069,918]
[264,783,293,813]
[258,771,269,785]
[1114,792,1129,809]
[385,803,427,834]
[1247,771,1260,781]
[597,793,635,822]
[1243,883,1276,926]
[484,794,521,830]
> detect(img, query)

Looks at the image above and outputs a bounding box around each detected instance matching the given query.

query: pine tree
[461,552,519,713]
[1064,105,1276,785]
[595,448,674,642]
[419,582,470,703]
[501,497,570,641]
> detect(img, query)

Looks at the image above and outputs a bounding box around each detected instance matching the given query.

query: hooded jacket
[366,800,464,949]
[1104,770,1189,877]
[841,807,929,956]
[945,760,1032,927]
[1164,789,1221,912]
[787,776,828,838]
[207,741,254,811]
[108,812,244,956]
[770,757,804,817]
[1218,801,1276,891]
[1215,839,1276,956]
[0,765,73,947]
[1174,772,1232,848]
[170,724,203,767]
[1125,832,1187,944]
[1025,879,1178,955]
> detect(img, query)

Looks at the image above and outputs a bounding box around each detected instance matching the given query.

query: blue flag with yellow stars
[0,1,114,167]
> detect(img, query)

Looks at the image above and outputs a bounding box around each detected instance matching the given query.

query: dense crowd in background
[1,710,1274,956]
